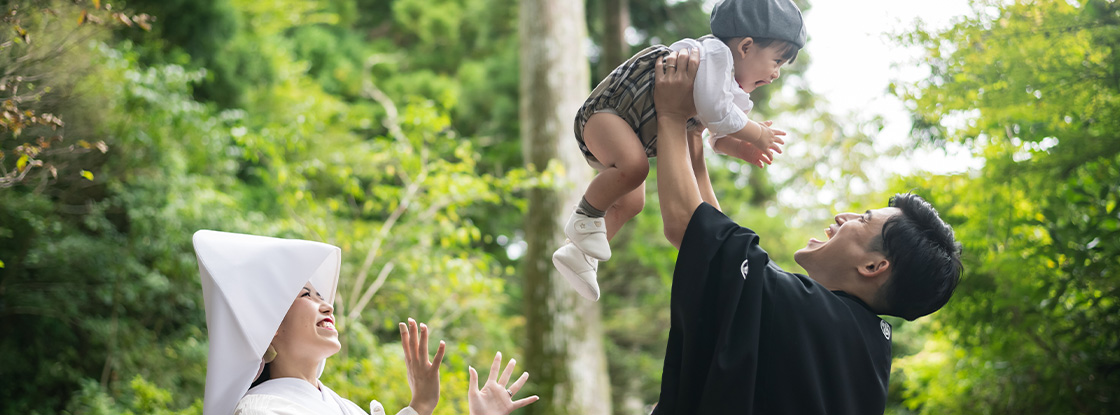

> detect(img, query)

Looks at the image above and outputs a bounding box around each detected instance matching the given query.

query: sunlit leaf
[80,170,93,181]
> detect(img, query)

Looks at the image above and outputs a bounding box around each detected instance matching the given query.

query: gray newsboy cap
[710,0,807,48]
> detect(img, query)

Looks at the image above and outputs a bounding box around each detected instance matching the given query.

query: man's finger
[687,48,700,77]
[664,52,678,75]
[674,48,690,72]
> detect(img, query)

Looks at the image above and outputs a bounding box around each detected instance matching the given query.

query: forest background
[0,0,1117,414]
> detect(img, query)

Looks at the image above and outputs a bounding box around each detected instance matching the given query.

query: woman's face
[271,282,341,363]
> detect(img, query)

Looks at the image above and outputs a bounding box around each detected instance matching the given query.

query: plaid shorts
[574,45,702,167]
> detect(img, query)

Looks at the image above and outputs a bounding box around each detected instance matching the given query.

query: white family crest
[880,320,891,340]
[740,259,749,280]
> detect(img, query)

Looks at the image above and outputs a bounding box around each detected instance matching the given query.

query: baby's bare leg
[583,112,650,241]
[605,182,645,240]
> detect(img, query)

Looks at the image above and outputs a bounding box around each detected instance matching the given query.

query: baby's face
[733,42,789,93]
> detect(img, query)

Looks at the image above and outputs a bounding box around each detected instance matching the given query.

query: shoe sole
[552,252,600,301]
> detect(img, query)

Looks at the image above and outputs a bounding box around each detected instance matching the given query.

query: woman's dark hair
[716,36,800,63]
[876,193,963,320]
[250,363,271,389]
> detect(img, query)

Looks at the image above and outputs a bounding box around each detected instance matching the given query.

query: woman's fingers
[487,352,502,384]
[431,341,446,369]
[468,366,480,392]
[408,319,419,355]
[418,323,429,362]
[508,371,529,395]
[398,322,412,362]
[511,396,540,410]
[498,358,516,386]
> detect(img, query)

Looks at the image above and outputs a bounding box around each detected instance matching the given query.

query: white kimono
[234,378,418,415]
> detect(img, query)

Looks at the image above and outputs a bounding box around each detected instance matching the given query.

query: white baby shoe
[564,211,611,261]
[552,242,600,301]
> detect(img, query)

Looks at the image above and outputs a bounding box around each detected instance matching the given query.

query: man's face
[794,207,902,288]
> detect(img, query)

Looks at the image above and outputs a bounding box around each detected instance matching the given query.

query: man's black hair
[877,193,963,320]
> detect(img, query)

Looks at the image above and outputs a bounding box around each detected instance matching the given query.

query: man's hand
[399,318,446,415]
[654,48,705,248]
[653,48,700,122]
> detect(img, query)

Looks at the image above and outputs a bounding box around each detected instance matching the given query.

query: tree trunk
[520,0,612,414]
[599,0,630,79]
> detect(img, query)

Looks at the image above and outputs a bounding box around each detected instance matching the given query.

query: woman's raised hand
[467,352,539,415]
[399,318,446,415]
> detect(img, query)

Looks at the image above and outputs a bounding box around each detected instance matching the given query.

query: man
[649,49,963,414]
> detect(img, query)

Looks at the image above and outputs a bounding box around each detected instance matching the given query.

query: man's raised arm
[688,127,721,212]
[654,49,706,249]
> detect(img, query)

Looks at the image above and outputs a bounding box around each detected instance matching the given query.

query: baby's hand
[721,137,773,169]
[717,121,786,168]
[750,120,786,164]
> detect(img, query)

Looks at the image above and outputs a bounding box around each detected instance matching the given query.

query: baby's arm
[713,120,786,167]
[672,38,786,167]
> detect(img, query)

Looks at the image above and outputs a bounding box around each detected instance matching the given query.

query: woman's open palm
[467,352,539,415]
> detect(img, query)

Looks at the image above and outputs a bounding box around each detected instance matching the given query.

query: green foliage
[1,1,537,413]
[0,0,894,414]
[0,0,139,189]
[888,0,1120,413]
[65,376,203,415]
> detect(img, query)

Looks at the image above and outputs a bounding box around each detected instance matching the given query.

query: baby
[553,0,806,301]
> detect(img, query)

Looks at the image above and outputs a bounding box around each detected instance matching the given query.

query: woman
[194,230,538,415]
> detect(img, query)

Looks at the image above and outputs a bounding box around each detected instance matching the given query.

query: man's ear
[736,37,755,58]
[858,256,890,280]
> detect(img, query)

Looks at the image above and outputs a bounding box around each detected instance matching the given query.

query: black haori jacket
[653,203,892,415]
